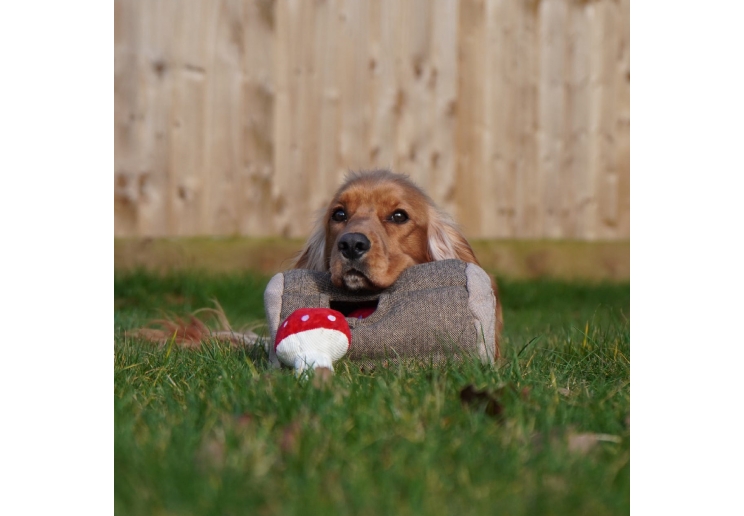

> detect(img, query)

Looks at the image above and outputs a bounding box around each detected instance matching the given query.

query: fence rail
[115,0,629,240]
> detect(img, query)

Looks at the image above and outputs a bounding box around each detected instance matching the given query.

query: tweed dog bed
[264,259,496,368]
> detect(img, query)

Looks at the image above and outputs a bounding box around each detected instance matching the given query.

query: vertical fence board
[201,0,247,235]
[311,0,341,215]
[588,0,619,239]
[135,0,177,237]
[337,0,371,174]
[616,0,631,239]
[393,0,433,187]
[484,0,513,238]
[114,0,140,236]
[428,0,459,216]
[567,0,587,239]
[240,0,276,236]
[515,1,540,239]
[368,0,399,172]
[272,0,308,237]
[537,0,568,238]
[168,0,209,236]
[455,0,486,236]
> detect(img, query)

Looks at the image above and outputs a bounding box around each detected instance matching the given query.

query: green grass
[114,269,629,515]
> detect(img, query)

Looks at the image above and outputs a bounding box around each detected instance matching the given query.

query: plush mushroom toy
[274,308,352,374]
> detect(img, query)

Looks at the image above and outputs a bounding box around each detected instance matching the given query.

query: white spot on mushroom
[327,315,336,322]
[283,321,288,328]
[301,314,310,322]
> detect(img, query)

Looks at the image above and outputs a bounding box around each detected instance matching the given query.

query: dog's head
[295,170,478,291]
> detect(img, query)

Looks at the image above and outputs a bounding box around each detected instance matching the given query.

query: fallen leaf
[543,474,567,493]
[312,367,334,388]
[459,385,504,420]
[196,435,225,470]
[234,413,255,429]
[520,386,531,400]
[280,421,302,454]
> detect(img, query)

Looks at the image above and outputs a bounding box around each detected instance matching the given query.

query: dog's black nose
[338,233,371,261]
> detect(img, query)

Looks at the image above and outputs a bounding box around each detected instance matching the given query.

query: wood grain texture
[114,0,630,240]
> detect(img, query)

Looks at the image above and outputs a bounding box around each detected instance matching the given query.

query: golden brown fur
[296,170,502,357]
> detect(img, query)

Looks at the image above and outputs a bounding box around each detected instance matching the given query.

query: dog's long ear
[294,217,328,271]
[427,206,479,264]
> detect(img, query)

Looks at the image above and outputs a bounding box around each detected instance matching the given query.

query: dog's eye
[331,208,347,222]
[389,210,409,224]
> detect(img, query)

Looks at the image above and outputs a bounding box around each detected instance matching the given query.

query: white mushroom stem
[275,326,350,375]
[292,350,335,373]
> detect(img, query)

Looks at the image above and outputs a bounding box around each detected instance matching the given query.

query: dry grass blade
[193,299,233,331]
[567,432,622,455]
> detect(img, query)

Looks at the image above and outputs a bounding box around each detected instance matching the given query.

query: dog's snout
[338,233,371,261]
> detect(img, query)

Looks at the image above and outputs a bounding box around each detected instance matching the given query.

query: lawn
[114,269,629,515]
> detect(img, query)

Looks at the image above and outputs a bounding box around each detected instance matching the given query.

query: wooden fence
[115,0,629,240]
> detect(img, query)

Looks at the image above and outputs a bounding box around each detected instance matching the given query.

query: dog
[132,169,502,358]
[293,169,503,357]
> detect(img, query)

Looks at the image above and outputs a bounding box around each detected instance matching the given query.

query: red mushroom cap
[274,308,351,351]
